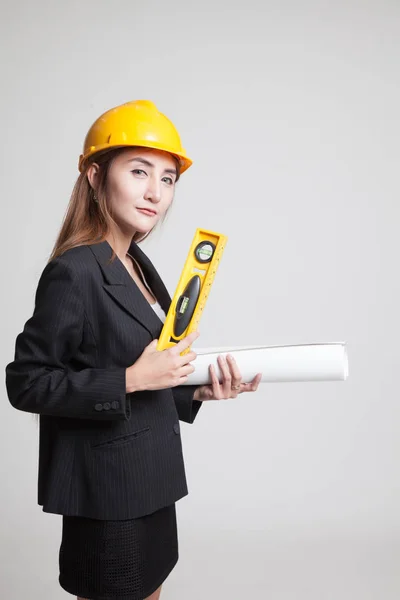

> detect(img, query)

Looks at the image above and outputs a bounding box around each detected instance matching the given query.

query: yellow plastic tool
[157,228,228,354]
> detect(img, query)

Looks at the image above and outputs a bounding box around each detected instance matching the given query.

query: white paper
[183,343,348,385]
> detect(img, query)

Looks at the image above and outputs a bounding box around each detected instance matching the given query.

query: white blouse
[128,254,167,324]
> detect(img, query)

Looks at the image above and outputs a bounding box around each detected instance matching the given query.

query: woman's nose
[144,179,161,202]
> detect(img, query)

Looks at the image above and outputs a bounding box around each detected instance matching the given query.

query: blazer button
[173,423,180,435]
[103,402,111,411]
[111,401,120,410]
[94,403,103,411]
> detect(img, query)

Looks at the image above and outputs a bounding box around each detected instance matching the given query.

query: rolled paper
[184,343,348,385]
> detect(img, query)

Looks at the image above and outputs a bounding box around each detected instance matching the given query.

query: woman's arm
[171,385,203,423]
[5,258,130,420]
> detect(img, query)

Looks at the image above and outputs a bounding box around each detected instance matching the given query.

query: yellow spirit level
[157,228,227,354]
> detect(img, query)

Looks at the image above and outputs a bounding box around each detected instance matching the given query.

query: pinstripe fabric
[5,240,202,519]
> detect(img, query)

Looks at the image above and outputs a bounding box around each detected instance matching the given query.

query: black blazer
[5,239,203,520]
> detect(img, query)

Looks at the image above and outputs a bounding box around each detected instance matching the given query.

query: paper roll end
[343,345,349,379]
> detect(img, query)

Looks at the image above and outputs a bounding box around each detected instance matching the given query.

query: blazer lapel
[88,240,170,339]
[127,241,172,313]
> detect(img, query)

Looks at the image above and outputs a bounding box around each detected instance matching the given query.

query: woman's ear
[86,162,99,191]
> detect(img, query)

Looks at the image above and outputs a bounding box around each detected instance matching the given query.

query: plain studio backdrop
[1,1,399,599]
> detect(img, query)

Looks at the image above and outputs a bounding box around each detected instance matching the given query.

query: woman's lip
[137,208,157,216]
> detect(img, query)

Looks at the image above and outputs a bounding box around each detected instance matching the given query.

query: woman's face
[91,147,178,236]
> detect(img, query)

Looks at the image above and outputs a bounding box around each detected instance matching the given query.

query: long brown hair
[48,146,181,263]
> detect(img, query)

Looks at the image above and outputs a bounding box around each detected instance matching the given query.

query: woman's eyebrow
[127,156,177,176]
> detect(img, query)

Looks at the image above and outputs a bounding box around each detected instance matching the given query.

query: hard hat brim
[78,142,193,174]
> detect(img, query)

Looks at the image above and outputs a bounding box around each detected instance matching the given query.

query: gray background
[1,1,399,598]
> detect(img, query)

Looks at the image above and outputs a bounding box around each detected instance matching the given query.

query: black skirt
[59,504,178,600]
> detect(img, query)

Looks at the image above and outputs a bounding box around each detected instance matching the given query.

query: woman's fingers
[241,373,262,392]
[217,354,244,398]
[226,354,243,397]
[253,373,262,389]
[217,355,234,397]
[226,355,242,386]
[207,361,262,401]
[209,364,223,399]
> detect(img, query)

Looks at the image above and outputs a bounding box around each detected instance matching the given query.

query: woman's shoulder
[45,245,98,284]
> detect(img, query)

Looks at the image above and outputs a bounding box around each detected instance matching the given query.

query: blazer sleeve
[171,385,203,424]
[5,258,130,420]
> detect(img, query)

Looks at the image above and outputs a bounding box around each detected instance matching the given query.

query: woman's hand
[193,354,262,401]
[126,331,200,393]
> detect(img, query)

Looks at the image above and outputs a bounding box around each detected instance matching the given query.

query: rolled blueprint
[184,343,348,385]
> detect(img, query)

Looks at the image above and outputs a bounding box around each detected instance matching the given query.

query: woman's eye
[162,176,174,185]
[132,169,146,176]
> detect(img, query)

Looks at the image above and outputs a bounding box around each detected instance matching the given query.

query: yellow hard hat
[78,100,192,174]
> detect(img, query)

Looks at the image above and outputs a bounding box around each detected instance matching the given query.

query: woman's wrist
[126,366,141,394]
[193,387,202,401]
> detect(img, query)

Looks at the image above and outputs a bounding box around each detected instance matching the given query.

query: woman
[5,99,262,600]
